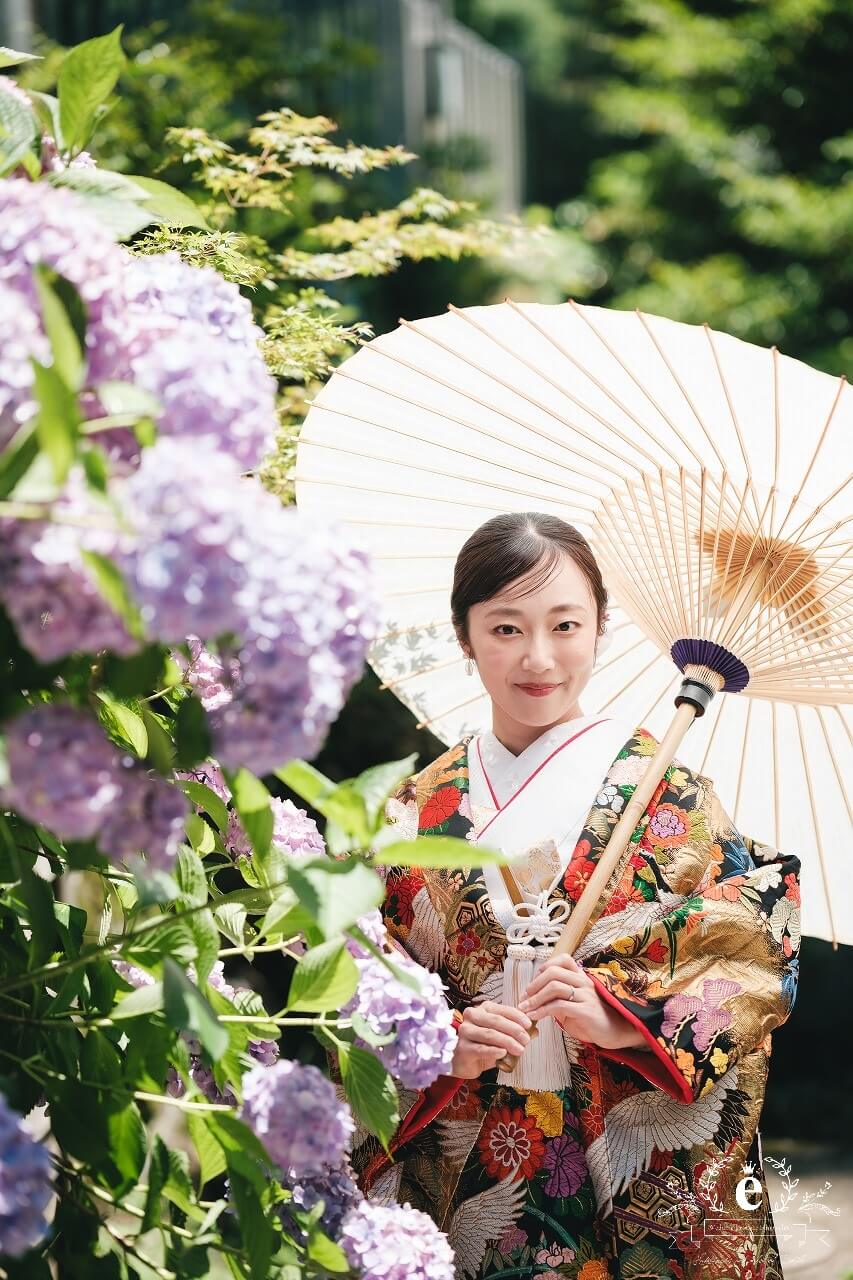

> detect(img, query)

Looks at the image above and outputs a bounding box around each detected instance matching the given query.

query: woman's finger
[473,1001,533,1030]
[528,1000,586,1027]
[522,957,590,1000]
[461,1024,527,1054]
[519,976,586,1013]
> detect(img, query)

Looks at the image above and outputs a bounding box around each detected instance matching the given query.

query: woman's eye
[556,620,578,631]
[493,624,518,635]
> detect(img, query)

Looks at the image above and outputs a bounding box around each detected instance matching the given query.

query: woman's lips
[516,683,561,696]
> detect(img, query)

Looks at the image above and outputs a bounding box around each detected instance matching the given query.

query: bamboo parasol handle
[494,700,699,1073]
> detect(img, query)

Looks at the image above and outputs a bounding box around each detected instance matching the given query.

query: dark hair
[451,512,608,646]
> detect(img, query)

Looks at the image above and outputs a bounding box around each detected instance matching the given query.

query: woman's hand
[450,1000,533,1079]
[519,954,648,1052]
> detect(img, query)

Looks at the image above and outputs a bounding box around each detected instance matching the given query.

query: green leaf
[186,811,216,855]
[163,957,228,1059]
[0,48,41,68]
[229,1171,276,1280]
[105,1101,146,1195]
[0,421,39,498]
[32,358,80,485]
[210,1113,272,1189]
[141,1135,170,1232]
[48,167,154,240]
[351,754,418,830]
[123,175,210,228]
[140,705,176,773]
[33,266,84,389]
[191,909,220,985]
[287,857,384,939]
[213,900,248,947]
[338,1045,399,1150]
[58,26,126,153]
[180,780,229,834]
[227,769,276,884]
[96,691,148,757]
[112,979,164,1020]
[176,844,208,909]
[173,694,211,770]
[27,89,62,148]
[372,835,509,868]
[275,759,335,810]
[307,1231,349,1273]
[0,76,36,174]
[95,379,161,419]
[80,551,145,642]
[286,938,358,1012]
[187,1113,227,1187]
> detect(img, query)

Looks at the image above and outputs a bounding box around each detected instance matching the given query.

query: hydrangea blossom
[0,281,49,450]
[225,797,325,863]
[345,908,388,960]
[345,950,457,1090]
[0,1093,54,1257]
[121,252,262,353]
[2,704,187,873]
[241,1060,354,1177]
[0,178,127,342]
[280,1167,363,1240]
[340,1201,455,1280]
[113,438,378,774]
[97,763,188,874]
[173,638,240,713]
[0,468,137,663]
[3,704,124,840]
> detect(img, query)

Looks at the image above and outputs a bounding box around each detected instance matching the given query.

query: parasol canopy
[295,302,852,947]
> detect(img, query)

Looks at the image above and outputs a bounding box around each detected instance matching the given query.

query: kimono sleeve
[583,768,801,1104]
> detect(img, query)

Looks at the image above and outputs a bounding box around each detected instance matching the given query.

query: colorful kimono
[351,721,801,1280]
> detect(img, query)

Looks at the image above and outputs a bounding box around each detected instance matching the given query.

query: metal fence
[4,0,524,212]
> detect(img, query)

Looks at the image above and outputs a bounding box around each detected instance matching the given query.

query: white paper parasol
[294,302,852,947]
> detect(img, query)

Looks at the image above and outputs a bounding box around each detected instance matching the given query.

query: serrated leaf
[141,1135,170,1232]
[0,76,36,174]
[227,769,276,884]
[338,1045,399,1149]
[287,857,383,939]
[181,781,229,834]
[307,1232,349,1273]
[176,844,208,908]
[163,957,227,1059]
[286,939,358,1012]
[351,754,418,830]
[106,1101,146,1195]
[372,835,508,867]
[112,979,164,1020]
[187,1113,227,1188]
[123,174,210,228]
[58,25,125,152]
[192,910,220,985]
[213,901,248,947]
[96,692,148,757]
[274,760,334,809]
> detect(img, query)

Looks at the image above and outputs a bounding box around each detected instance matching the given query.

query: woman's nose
[522,635,556,671]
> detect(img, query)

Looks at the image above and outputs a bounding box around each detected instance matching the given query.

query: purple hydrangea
[2,704,124,840]
[281,1167,363,1240]
[345,951,457,1091]
[0,177,127,342]
[0,467,137,663]
[113,442,261,644]
[97,762,188,874]
[0,1093,54,1257]
[173,638,240,713]
[225,797,325,863]
[176,756,231,805]
[121,252,262,353]
[2,703,187,873]
[240,1060,354,1178]
[112,438,378,774]
[345,908,388,960]
[340,1201,455,1280]
[0,281,49,450]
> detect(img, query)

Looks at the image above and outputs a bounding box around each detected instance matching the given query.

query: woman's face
[463,552,600,752]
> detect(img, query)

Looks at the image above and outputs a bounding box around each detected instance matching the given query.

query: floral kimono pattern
[351,727,801,1280]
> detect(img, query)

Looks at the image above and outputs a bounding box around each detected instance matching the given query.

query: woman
[352,513,800,1280]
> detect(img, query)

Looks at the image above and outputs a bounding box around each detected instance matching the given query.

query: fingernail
[518,999,529,1011]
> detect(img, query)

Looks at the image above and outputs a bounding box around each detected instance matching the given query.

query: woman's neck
[491,703,588,756]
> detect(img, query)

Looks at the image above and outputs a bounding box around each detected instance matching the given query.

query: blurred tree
[460,0,852,374]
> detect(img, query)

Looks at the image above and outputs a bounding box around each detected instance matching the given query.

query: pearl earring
[464,656,475,676]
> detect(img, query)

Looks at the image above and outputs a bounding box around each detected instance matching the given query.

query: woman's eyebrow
[483,602,588,617]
